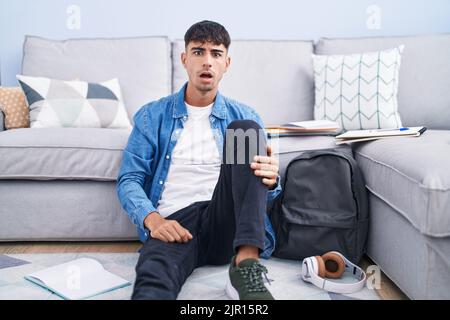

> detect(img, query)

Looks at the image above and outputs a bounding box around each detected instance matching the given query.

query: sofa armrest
[0,110,5,132]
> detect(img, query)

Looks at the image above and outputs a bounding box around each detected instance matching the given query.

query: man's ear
[181,52,187,68]
[224,56,231,73]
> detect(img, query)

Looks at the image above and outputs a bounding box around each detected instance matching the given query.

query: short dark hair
[184,20,230,50]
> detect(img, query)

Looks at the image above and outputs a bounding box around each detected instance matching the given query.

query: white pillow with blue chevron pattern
[312,46,404,130]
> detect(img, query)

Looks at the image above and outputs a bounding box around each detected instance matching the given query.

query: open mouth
[199,72,213,79]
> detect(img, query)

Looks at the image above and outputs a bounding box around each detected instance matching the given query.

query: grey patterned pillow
[17,75,131,129]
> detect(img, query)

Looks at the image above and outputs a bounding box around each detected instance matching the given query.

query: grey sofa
[0,34,449,299]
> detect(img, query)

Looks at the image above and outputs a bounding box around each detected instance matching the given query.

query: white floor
[0,253,380,300]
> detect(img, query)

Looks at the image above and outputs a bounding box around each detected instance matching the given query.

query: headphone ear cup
[314,256,326,278]
[322,252,346,279]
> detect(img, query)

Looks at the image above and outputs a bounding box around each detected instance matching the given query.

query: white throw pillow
[17,75,132,129]
[312,46,404,131]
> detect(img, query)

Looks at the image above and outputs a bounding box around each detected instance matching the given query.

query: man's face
[181,41,231,93]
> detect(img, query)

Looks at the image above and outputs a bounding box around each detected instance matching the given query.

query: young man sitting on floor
[117,20,281,300]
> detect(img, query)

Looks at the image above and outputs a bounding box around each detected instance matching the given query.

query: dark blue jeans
[132,120,268,300]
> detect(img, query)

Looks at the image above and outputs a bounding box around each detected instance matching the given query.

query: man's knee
[224,120,267,164]
[225,120,266,146]
[227,119,262,131]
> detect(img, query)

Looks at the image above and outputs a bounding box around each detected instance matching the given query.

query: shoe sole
[225,275,239,300]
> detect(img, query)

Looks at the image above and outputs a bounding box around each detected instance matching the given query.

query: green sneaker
[226,255,274,300]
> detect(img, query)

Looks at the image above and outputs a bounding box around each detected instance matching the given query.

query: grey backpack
[269,148,369,263]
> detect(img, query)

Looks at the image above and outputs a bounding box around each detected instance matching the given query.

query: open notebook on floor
[24,258,131,300]
[335,126,427,144]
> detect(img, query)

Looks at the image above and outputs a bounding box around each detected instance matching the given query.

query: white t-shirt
[156,102,221,218]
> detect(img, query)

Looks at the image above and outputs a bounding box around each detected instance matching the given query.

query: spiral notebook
[335,126,427,144]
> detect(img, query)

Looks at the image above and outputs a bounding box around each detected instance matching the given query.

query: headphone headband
[301,251,366,294]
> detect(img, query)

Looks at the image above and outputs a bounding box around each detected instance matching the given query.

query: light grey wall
[1,0,450,86]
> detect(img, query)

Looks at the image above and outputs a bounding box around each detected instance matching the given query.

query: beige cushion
[0,87,30,129]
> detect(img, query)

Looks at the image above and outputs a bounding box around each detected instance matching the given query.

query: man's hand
[251,145,279,190]
[144,212,193,243]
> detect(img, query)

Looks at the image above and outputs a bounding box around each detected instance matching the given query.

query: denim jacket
[117,83,282,258]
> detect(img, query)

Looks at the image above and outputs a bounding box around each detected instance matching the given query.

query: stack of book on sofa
[266,120,340,137]
[335,127,427,145]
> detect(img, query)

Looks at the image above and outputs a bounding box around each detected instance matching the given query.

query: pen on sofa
[369,127,409,132]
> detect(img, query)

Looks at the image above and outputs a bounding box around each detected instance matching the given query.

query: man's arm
[116,107,158,234]
[116,106,193,243]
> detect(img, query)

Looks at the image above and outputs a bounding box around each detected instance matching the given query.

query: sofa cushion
[172,40,315,125]
[315,34,450,130]
[353,130,450,237]
[17,75,131,129]
[312,46,404,130]
[0,128,129,180]
[21,36,171,122]
[0,128,337,181]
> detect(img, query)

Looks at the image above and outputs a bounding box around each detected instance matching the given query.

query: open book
[24,258,131,300]
[335,126,427,145]
[266,120,341,137]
